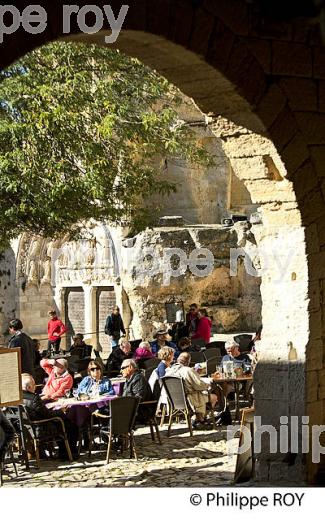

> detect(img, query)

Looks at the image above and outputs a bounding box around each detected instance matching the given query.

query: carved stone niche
[58,252,68,268]
[41,257,52,285]
[27,260,39,286]
[29,239,42,259]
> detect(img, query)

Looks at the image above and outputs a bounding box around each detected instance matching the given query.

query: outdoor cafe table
[46,394,117,427]
[110,378,125,396]
[212,375,253,421]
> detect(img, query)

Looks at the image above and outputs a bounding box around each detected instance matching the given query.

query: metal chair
[234,334,253,353]
[138,400,162,444]
[207,341,226,355]
[89,396,140,464]
[129,339,142,353]
[6,405,72,468]
[207,380,230,426]
[188,351,205,367]
[0,413,18,486]
[67,355,83,374]
[191,338,206,349]
[137,357,160,370]
[138,358,161,381]
[4,407,30,469]
[203,348,222,375]
[0,446,18,486]
[161,377,193,437]
[204,348,221,359]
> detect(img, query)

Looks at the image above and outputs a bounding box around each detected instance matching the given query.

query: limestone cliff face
[0,221,262,345]
[120,222,262,339]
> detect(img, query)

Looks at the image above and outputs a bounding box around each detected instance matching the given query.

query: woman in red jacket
[191,308,212,345]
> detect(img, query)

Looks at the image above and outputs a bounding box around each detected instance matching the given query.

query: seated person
[134,341,154,362]
[0,409,15,461]
[176,337,201,357]
[69,333,92,359]
[121,359,154,423]
[21,373,78,459]
[222,339,252,369]
[149,346,175,400]
[150,329,176,356]
[77,360,115,397]
[40,358,73,401]
[155,346,175,379]
[106,338,133,377]
[221,339,252,402]
[166,352,218,428]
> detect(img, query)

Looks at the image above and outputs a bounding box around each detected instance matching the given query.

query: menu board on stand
[0,348,23,406]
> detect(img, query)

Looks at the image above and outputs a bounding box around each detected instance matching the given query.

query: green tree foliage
[0,42,211,247]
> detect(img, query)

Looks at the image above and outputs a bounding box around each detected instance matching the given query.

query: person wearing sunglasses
[77,360,115,397]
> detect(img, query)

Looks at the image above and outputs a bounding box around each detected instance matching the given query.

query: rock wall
[147,95,257,226]
[1,221,262,350]
[120,223,262,339]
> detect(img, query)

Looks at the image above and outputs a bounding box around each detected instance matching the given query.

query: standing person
[191,308,212,345]
[47,309,67,356]
[8,319,35,376]
[186,303,199,335]
[104,306,126,349]
[69,333,92,359]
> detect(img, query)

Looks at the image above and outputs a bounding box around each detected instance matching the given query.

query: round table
[213,375,253,420]
[111,378,125,396]
[46,394,117,427]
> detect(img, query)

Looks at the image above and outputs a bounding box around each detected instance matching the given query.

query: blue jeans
[111,337,119,348]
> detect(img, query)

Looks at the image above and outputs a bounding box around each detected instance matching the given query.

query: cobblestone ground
[2,423,237,488]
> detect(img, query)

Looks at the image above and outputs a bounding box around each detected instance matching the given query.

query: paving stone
[3,424,237,488]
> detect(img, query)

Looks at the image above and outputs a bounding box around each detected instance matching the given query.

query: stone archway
[1,1,325,484]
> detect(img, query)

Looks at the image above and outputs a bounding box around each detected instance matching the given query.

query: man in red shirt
[47,309,67,356]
